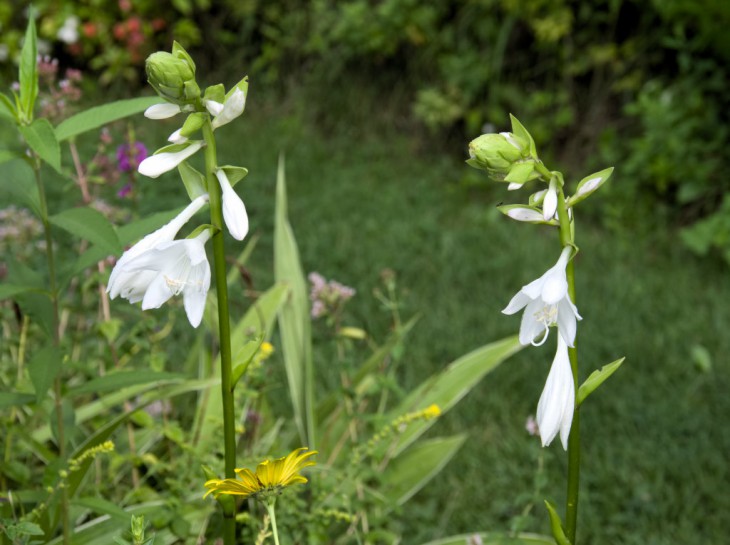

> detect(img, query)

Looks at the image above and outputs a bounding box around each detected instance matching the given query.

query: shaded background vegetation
[2,0,730,543]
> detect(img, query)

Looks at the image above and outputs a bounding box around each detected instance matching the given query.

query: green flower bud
[467,132,527,180]
[145,43,200,105]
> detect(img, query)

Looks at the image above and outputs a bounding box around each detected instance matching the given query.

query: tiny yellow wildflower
[204,447,317,501]
[258,342,274,360]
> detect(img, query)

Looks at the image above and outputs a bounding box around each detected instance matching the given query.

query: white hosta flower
[543,178,558,220]
[138,141,203,178]
[216,169,248,240]
[144,103,183,119]
[502,246,581,347]
[167,128,188,144]
[123,230,212,328]
[108,195,209,303]
[537,336,575,449]
[204,99,224,117]
[210,88,246,129]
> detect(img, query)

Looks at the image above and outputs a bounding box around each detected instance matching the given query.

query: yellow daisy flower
[205,447,317,500]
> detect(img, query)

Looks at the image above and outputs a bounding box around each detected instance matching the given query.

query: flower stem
[202,119,237,545]
[556,187,580,544]
[33,159,69,545]
[265,499,281,545]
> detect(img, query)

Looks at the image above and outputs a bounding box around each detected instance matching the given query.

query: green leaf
[388,335,523,456]
[0,392,35,409]
[72,497,131,522]
[28,346,62,402]
[274,155,315,447]
[576,357,625,406]
[0,284,39,300]
[219,165,248,188]
[0,158,41,216]
[420,533,555,545]
[231,338,263,387]
[19,119,61,173]
[382,435,466,505]
[178,161,207,200]
[0,149,25,165]
[544,500,572,545]
[50,207,122,255]
[54,97,161,141]
[19,14,38,120]
[0,93,17,120]
[69,371,184,396]
[14,521,44,536]
[510,114,537,158]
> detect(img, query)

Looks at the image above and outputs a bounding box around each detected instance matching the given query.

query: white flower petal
[557,298,580,347]
[138,141,203,178]
[216,169,249,240]
[543,183,558,220]
[507,182,523,191]
[502,291,531,315]
[540,268,568,305]
[506,208,543,222]
[211,88,246,129]
[168,128,188,144]
[519,299,547,346]
[537,337,574,449]
[144,103,182,119]
[204,99,224,116]
[141,274,174,310]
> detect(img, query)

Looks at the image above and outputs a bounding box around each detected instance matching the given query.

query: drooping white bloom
[543,178,558,220]
[502,246,581,347]
[122,230,212,328]
[216,169,248,241]
[537,336,575,449]
[138,141,203,178]
[144,103,183,119]
[210,88,246,129]
[107,195,209,303]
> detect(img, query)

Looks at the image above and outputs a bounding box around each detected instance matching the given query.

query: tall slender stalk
[33,158,69,545]
[201,119,237,545]
[556,186,580,543]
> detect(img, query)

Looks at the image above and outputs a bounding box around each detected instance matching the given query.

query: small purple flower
[117,183,133,198]
[308,271,356,319]
[116,141,148,172]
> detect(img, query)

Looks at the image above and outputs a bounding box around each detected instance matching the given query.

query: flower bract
[204,448,317,500]
[502,247,581,347]
[121,230,212,328]
[537,336,575,449]
[107,195,208,305]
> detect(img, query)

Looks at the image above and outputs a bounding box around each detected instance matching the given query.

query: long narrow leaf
[54,97,161,141]
[274,155,315,447]
[388,335,523,456]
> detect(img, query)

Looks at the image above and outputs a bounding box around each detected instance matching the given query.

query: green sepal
[497,204,557,225]
[510,114,538,158]
[567,167,614,207]
[203,84,225,104]
[184,79,201,101]
[505,162,536,184]
[172,41,196,72]
[465,158,482,170]
[179,112,207,138]
[544,500,572,545]
[576,357,625,406]
[219,165,249,188]
[186,224,215,239]
[178,160,207,200]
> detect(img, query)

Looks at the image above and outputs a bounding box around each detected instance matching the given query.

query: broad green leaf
[0,392,35,409]
[0,93,17,120]
[382,434,466,505]
[19,14,38,119]
[388,335,523,456]
[15,293,55,339]
[420,533,555,545]
[179,161,207,200]
[19,118,61,173]
[50,206,122,255]
[54,96,161,141]
[576,357,625,406]
[274,155,315,447]
[69,371,184,396]
[0,158,41,216]
[0,149,23,165]
[28,346,62,402]
[0,284,39,300]
[544,500,572,545]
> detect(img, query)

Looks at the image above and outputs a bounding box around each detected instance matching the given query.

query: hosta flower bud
[467,133,524,174]
[145,43,200,105]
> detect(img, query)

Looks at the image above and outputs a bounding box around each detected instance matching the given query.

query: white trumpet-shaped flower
[216,169,249,241]
[537,336,575,449]
[209,88,246,129]
[543,178,558,220]
[502,246,581,347]
[122,230,212,328]
[144,103,183,119]
[107,195,209,304]
[138,141,203,178]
